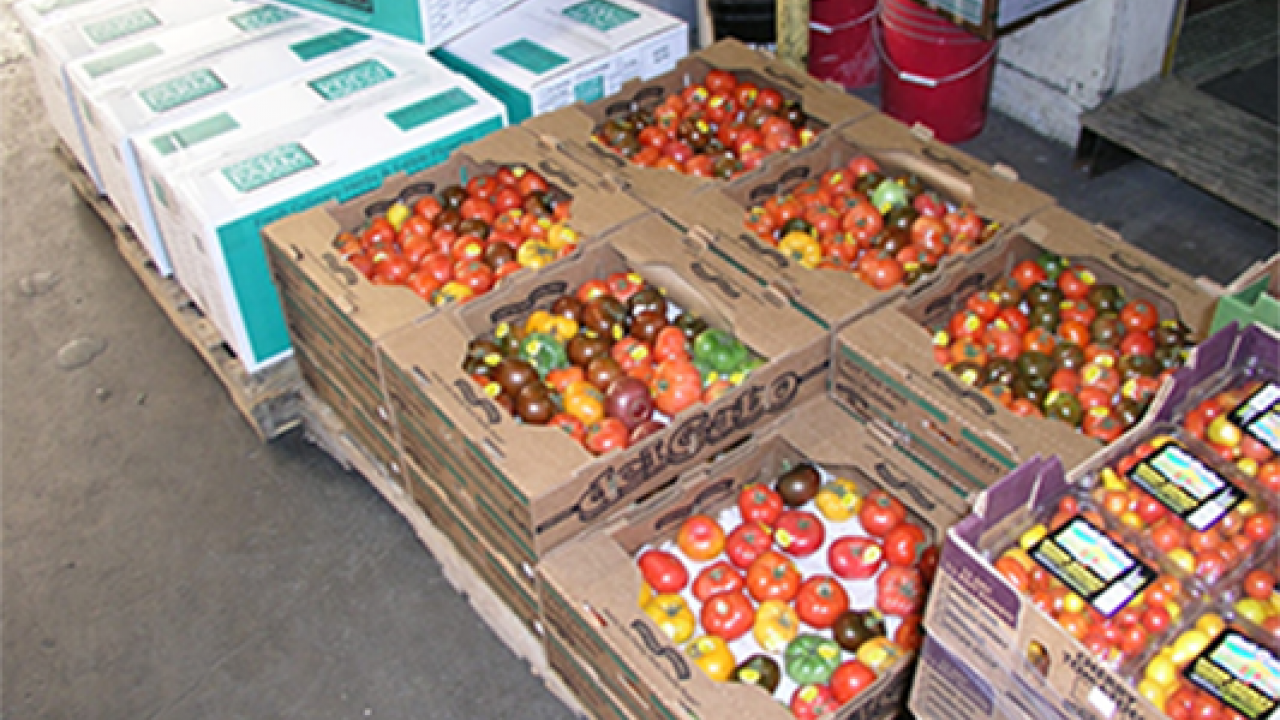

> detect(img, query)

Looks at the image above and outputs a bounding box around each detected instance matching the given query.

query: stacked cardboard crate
[910,322,1280,720]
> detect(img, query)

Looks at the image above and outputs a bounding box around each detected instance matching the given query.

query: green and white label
[1127,443,1244,532]
[229,5,298,32]
[83,9,159,45]
[561,0,640,31]
[1185,630,1280,719]
[82,42,163,78]
[289,28,370,62]
[221,143,317,193]
[1030,515,1155,618]
[574,75,604,104]
[151,113,240,156]
[307,60,395,102]
[32,0,97,16]
[1229,381,1280,455]
[494,39,569,75]
[386,88,477,132]
[138,69,226,114]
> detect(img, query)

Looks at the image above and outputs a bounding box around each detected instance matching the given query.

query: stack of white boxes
[16,0,687,377]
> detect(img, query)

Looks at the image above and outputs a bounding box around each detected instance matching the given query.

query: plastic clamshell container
[980,490,1198,679]
[1079,423,1276,593]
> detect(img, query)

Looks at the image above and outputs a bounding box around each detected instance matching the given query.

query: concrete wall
[991,0,1180,144]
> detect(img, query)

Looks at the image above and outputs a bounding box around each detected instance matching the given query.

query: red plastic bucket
[875,0,997,142]
[808,0,878,89]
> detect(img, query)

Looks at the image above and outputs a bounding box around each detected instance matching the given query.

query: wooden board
[1077,76,1279,225]
[299,388,589,719]
[57,144,304,441]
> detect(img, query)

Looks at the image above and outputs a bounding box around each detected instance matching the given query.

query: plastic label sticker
[289,28,371,62]
[220,143,317,193]
[82,9,159,45]
[1185,629,1280,719]
[1127,442,1245,532]
[228,5,298,32]
[494,39,570,75]
[1030,515,1156,618]
[1229,381,1280,455]
[574,75,604,104]
[138,69,226,114]
[561,0,640,31]
[307,59,395,101]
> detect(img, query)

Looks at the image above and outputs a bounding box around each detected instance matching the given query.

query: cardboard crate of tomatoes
[661,113,1054,331]
[919,322,1280,720]
[831,205,1220,498]
[538,395,968,720]
[521,38,877,212]
[263,128,648,475]
[371,212,831,613]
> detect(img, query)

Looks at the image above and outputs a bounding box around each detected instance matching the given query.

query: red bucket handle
[809,5,877,34]
[872,21,997,88]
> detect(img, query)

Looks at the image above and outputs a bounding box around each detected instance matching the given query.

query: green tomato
[517,331,568,375]
[870,178,910,214]
[693,328,749,374]
[784,634,843,685]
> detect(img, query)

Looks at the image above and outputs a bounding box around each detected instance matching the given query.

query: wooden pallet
[298,388,588,719]
[57,144,304,441]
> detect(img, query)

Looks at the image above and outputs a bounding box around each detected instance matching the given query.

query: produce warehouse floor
[2,12,1276,720]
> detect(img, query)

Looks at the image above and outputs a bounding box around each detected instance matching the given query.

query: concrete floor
[1,6,1275,720]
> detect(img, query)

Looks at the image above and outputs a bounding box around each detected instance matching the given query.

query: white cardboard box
[267,0,522,48]
[434,0,686,122]
[19,0,245,191]
[145,60,506,373]
[69,18,380,276]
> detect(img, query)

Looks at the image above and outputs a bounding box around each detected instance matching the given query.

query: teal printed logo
[229,5,298,32]
[289,28,370,62]
[574,75,604,104]
[494,39,570,75]
[32,0,97,15]
[138,69,227,114]
[386,88,477,132]
[221,143,317,193]
[562,0,640,31]
[82,42,162,78]
[150,177,169,209]
[307,60,395,101]
[150,113,240,156]
[83,9,159,45]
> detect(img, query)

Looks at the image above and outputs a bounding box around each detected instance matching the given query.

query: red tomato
[1011,259,1048,290]
[876,566,925,616]
[676,514,726,562]
[841,197,883,242]
[773,509,825,558]
[828,536,883,581]
[700,590,754,641]
[829,660,877,704]
[794,575,850,629]
[1120,299,1159,333]
[882,523,930,567]
[726,520,773,569]
[791,684,839,720]
[692,561,745,603]
[847,154,880,177]
[651,359,702,417]
[860,254,905,291]
[737,483,784,526]
[746,551,801,603]
[584,417,629,455]
[911,215,950,256]
[452,259,494,295]
[945,206,984,242]
[637,549,688,593]
[859,490,907,538]
[652,325,691,364]
[1057,268,1092,300]
[703,69,737,94]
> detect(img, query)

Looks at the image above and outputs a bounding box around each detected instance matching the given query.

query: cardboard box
[662,113,1054,332]
[264,126,648,534]
[521,38,877,210]
[907,0,1067,40]
[433,0,687,123]
[145,63,505,374]
[377,212,830,572]
[923,322,1280,720]
[537,394,967,720]
[267,0,522,48]
[71,15,353,275]
[909,634,1074,720]
[831,205,1220,497]
[19,0,247,191]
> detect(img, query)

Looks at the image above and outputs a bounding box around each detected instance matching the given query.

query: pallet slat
[1078,77,1279,225]
[58,144,304,441]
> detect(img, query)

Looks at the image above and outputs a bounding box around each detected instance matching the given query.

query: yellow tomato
[856,637,903,674]
[1017,525,1048,553]
[814,478,861,523]
[753,600,800,654]
[687,635,735,682]
[643,594,695,644]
